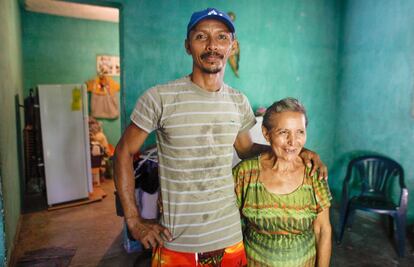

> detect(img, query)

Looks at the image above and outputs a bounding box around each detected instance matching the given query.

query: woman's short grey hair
[262,97,308,130]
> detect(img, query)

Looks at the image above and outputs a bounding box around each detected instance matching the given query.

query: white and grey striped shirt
[131,76,256,253]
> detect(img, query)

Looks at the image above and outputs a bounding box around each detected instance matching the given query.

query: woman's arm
[313,208,332,267]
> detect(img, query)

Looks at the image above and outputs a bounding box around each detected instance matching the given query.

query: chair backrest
[345,155,404,200]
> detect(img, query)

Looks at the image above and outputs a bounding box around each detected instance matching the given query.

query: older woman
[233,98,332,267]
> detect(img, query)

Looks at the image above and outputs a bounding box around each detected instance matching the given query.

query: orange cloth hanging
[86,75,120,96]
[86,75,120,119]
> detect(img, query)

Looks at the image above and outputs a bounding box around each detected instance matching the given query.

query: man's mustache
[201,51,224,59]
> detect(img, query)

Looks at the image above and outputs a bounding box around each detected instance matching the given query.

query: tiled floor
[11,179,414,266]
[12,179,138,267]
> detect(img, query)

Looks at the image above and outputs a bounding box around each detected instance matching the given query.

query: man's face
[185,19,235,74]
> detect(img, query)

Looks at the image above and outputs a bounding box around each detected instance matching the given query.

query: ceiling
[24,0,119,23]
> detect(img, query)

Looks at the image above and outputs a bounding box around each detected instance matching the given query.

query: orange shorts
[151,241,247,267]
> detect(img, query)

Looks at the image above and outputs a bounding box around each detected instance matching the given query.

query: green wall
[64,0,414,224]
[21,11,121,145]
[118,0,340,165]
[104,0,414,222]
[334,0,414,221]
[0,0,25,264]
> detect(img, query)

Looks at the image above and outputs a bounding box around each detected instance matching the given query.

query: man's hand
[299,148,328,180]
[126,217,173,249]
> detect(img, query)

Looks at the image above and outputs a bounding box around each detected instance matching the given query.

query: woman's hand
[299,148,328,180]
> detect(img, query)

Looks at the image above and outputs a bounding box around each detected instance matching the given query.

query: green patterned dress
[233,156,332,267]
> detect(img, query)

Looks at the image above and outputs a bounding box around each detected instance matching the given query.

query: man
[114,7,327,266]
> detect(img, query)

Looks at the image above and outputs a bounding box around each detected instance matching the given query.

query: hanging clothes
[86,75,120,119]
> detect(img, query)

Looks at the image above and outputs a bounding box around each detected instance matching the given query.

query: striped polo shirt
[130,76,256,253]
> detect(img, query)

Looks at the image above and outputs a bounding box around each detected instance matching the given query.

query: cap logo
[208,10,219,16]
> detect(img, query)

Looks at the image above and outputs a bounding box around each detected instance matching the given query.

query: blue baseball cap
[187,8,235,38]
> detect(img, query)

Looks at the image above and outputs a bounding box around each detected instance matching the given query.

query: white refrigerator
[38,84,92,205]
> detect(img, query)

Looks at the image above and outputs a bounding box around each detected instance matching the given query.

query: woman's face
[262,111,307,162]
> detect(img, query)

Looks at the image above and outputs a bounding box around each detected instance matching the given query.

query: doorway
[22,0,123,203]
[10,1,131,266]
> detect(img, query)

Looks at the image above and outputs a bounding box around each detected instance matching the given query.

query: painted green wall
[74,0,414,224]
[117,0,340,165]
[21,11,121,145]
[0,0,25,264]
[334,0,414,222]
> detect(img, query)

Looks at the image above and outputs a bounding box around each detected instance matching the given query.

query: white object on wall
[232,116,268,166]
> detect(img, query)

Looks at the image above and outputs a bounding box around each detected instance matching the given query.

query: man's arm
[114,123,172,248]
[233,130,269,159]
[313,209,332,267]
[234,131,328,179]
